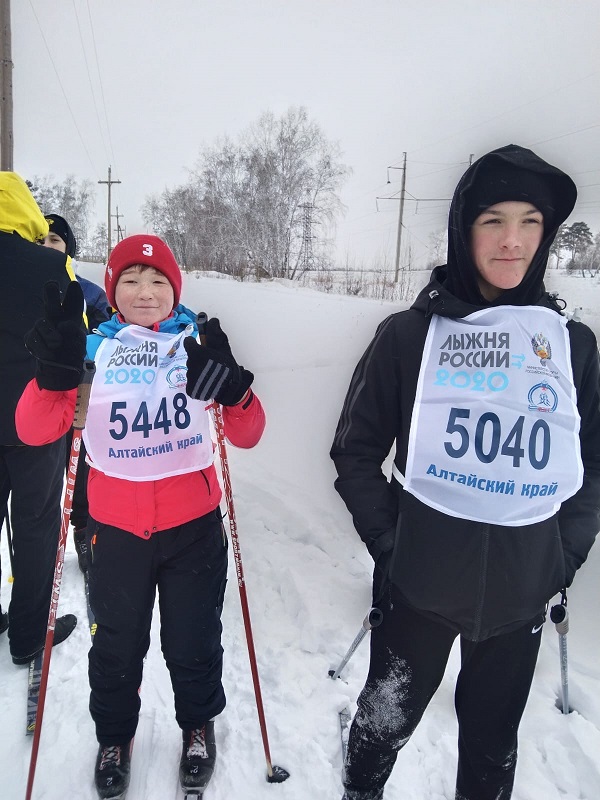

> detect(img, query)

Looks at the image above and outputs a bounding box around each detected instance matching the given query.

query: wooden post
[0,0,13,171]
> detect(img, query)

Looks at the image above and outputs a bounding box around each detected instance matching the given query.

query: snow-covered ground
[1,266,599,800]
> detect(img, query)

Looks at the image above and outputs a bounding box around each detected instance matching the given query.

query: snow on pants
[343,584,543,800]
[87,508,228,745]
[0,439,65,659]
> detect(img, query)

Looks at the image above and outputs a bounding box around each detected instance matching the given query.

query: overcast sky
[13,0,600,267]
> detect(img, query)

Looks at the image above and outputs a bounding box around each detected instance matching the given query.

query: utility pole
[98,166,121,261]
[111,205,124,243]
[0,0,13,170]
[393,152,407,284]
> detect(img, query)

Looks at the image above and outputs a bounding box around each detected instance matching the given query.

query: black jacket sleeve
[558,321,600,585]
[330,315,401,555]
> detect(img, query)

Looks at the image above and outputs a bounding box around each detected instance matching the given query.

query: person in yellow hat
[0,173,78,664]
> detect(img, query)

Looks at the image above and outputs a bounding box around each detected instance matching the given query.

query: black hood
[443,144,577,307]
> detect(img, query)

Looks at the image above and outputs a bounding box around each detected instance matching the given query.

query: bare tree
[86,223,108,263]
[27,174,95,255]
[142,184,204,270]
[426,229,447,269]
[143,107,350,280]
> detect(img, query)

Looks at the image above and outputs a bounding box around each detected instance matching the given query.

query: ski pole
[550,599,571,714]
[329,606,383,680]
[26,360,95,800]
[196,314,289,785]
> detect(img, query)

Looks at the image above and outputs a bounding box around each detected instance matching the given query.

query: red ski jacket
[16,379,265,538]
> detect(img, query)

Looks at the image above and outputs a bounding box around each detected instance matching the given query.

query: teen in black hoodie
[331,145,600,800]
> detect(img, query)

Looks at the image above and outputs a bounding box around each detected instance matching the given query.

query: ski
[177,785,204,799]
[339,705,352,781]
[175,769,207,797]
[26,652,44,735]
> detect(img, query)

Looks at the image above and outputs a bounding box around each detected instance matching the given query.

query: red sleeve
[15,380,77,445]
[221,390,266,448]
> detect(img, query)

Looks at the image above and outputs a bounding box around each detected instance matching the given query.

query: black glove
[368,528,396,604]
[24,281,86,391]
[184,318,254,406]
[366,528,395,561]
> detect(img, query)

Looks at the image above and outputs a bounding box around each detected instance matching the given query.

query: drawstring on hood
[444,144,577,307]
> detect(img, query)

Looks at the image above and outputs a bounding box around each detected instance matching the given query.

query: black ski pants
[87,509,228,745]
[0,440,65,659]
[343,584,543,800]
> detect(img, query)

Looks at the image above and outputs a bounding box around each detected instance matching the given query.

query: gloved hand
[368,528,396,605]
[24,280,86,391]
[184,317,254,406]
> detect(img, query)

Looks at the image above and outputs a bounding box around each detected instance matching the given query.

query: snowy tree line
[25,175,107,261]
[550,222,600,277]
[141,107,349,279]
[27,107,350,277]
[25,106,599,289]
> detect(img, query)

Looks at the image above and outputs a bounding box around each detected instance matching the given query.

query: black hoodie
[331,145,600,641]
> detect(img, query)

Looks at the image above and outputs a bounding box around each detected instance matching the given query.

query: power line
[86,0,119,174]
[26,0,98,174]
[388,70,599,165]
[527,122,600,147]
[71,0,110,165]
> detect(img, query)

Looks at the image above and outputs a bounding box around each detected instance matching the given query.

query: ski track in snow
[1,269,599,799]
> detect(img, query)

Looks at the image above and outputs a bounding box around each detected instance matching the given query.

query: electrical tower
[298,202,316,273]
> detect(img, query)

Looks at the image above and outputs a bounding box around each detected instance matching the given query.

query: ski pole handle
[550,603,569,636]
[196,311,208,345]
[365,607,384,630]
[329,607,384,680]
[72,360,96,430]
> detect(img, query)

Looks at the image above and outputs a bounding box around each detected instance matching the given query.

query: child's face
[42,232,67,253]
[115,265,174,327]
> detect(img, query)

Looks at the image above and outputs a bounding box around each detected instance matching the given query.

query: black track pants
[87,509,228,745]
[0,440,65,659]
[344,585,543,800]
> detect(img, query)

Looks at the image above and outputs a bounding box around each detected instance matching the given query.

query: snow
[2,265,600,800]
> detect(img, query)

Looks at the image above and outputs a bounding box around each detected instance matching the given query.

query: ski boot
[179,722,216,795]
[95,742,131,799]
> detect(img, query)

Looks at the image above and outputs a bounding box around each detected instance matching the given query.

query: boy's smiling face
[114,265,174,327]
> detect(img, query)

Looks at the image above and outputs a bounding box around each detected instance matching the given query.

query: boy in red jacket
[16,235,265,799]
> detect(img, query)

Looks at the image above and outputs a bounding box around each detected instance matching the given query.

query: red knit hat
[105,235,182,310]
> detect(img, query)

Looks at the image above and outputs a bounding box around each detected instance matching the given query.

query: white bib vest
[84,325,213,481]
[403,306,583,526]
